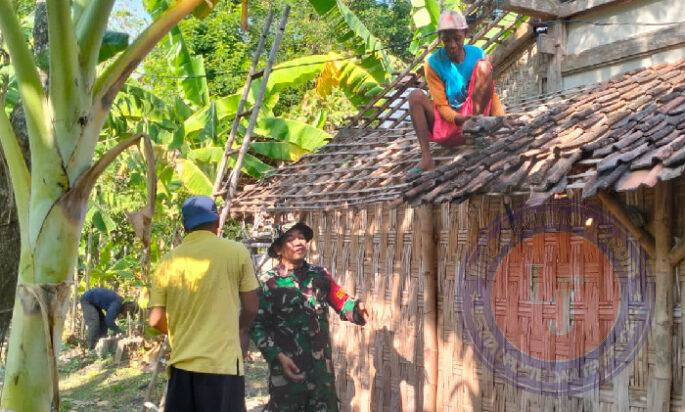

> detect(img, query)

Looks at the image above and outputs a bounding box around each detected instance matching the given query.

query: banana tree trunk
[0,0,210,409]
[1,200,83,409]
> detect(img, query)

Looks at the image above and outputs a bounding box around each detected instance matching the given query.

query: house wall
[562,0,685,89]
[496,41,544,106]
[564,48,685,89]
[435,193,665,411]
[272,179,685,411]
[302,206,430,412]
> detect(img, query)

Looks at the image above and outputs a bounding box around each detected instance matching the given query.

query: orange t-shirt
[424,62,505,124]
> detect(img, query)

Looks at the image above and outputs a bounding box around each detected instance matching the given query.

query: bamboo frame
[212,7,275,195]
[648,180,674,411]
[597,191,656,258]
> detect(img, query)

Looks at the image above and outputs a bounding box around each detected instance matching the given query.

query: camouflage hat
[268,222,314,258]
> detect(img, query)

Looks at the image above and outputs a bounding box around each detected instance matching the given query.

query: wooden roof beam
[559,0,630,18]
[497,0,560,19]
[597,191,655,258]
[490,22,535,71]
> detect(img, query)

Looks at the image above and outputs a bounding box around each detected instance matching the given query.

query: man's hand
[356,301,370,325]
[240,329,250,358]
[277,353,305,382]
[454,114,470,126]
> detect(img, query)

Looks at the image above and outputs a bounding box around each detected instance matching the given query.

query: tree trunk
[1,206,81,410]
[0,155,19,346]
[0,0,204,408]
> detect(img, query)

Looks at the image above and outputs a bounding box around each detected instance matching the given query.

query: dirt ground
[1,343,269,412]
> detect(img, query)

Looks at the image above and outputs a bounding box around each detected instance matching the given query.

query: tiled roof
[404,61,685,206]
[232,61,685,215]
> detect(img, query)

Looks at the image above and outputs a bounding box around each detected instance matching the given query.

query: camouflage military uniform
[250,261,365,412]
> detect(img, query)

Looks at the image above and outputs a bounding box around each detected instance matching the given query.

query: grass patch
[56,346,269,411]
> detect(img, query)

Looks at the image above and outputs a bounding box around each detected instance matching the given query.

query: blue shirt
[427,45,486,109]
[82,288,123,333]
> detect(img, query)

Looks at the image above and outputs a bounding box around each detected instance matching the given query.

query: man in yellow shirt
[149,195,259,411]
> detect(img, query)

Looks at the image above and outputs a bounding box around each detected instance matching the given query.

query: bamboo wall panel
[435,191,684,412]
[264,178,684,411]
[306,205,427,411]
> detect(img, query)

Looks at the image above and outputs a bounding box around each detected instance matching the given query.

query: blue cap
[182,195,219,230]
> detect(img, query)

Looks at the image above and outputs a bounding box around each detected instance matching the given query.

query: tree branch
[70,133,148,204]
[47,0,85,163]
[0,108,30,238]
[76,0,116,90]
[72,0,90,25]
[68,0,206,181]
[0,0,69,248]
[93,0,206,109]
[0,0,48,154]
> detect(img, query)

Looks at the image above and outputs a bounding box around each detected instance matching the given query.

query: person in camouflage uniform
[251,222,369,412]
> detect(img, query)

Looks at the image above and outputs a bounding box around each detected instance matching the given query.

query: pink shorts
[429,59,493,147]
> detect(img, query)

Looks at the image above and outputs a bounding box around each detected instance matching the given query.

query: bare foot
[416,158,435,171]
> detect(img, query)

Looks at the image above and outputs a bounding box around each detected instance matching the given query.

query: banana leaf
[254,117,330,151]
[175,158,213,195]
[250,141,308,162]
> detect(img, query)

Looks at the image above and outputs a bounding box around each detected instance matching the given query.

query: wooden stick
[141,336,168,412]
[648,180,674,411]
[218,6,290,231]
[212,7,274,195]
[597,191,655,258]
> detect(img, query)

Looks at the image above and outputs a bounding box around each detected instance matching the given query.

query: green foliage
[348,0,413,61]
[10,0,34,18]
[408,0,441,55]
[98,31,130,63]
[175,158,213,195]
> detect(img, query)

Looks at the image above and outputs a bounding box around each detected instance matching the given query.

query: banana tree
[0,0,222,409]
[307,0,396,81]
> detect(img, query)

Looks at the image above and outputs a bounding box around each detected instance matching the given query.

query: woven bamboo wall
[437,191,684,412]
[296,206,427,412]
[268,179,685,411]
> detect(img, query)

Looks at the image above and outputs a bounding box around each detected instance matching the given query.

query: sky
[110,0,150,37]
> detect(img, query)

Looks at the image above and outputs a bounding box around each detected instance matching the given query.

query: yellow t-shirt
[150,230,259,376]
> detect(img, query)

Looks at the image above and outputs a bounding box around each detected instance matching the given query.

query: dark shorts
[165,366,246,412]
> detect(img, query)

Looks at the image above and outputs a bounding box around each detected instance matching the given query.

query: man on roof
[408,9,505,172]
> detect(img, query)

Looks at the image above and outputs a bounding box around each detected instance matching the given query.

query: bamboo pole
[648,180,673,411]
[212,7,274,195]
[217,6,290,231]
[418,204,438,412]
[597,191,656,258]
